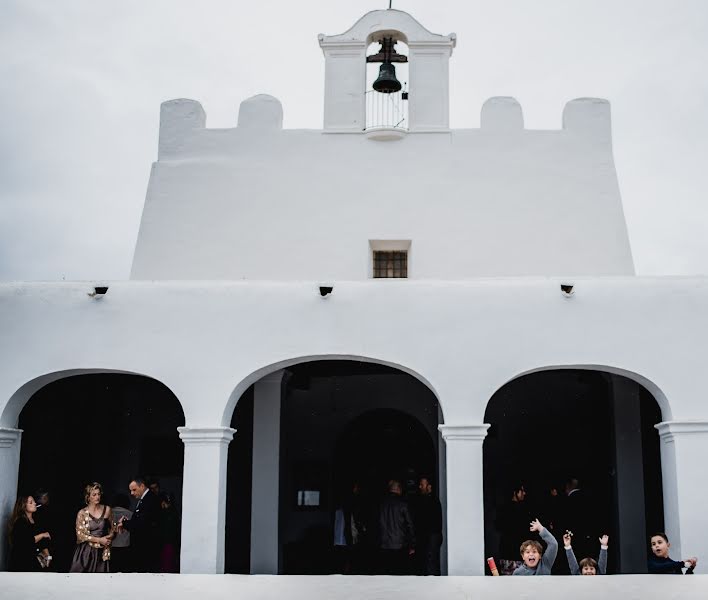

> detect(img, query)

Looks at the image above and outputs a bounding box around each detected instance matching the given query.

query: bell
[373,62,401,94]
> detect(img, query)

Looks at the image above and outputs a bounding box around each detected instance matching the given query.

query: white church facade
[1,9,708,579]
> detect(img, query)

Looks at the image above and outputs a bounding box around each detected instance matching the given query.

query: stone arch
[486,363,671,421]
[222,354,443,427]
[224,355,445,575]
[482,363,669,574]
[3,368,187,572]
[1,368,185,428]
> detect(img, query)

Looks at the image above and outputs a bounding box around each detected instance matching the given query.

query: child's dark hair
[519,540,543,556]
[651,532,669,543]
[579,557,598,570]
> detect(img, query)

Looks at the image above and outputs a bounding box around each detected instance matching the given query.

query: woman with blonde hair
[8,495,52,571]
[69,482,114,572]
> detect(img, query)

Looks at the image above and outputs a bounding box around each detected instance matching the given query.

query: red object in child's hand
[487,557,500,576]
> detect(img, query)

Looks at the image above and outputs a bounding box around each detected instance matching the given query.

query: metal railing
[365,88,408,131]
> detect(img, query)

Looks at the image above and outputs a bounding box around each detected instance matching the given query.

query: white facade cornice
[655,420,708,442]
[0,428,22,448]
[439,424,490,442]
[178,427,236,446]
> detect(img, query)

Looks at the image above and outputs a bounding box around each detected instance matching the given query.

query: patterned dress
[69,505,112,573]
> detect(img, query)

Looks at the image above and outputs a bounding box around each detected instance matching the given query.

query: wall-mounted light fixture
[560,283,574,297]
[319,286,333,297]
[88,286,109,298]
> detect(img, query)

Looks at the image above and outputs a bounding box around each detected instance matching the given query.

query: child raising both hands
[563,531,609,575]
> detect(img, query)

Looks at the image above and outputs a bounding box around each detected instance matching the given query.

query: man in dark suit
[561,477,595,561]
[118,476,161,572]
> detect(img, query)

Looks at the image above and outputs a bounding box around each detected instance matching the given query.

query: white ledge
[439,424,490,441]
[178,427,236,445]
[365,127,408,141]
[0,427,23,448]
[655,420,708,441]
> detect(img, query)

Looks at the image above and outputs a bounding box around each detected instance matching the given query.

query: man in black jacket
[377,479,415,575]
[118,477,161,572]
[412,476,442,575]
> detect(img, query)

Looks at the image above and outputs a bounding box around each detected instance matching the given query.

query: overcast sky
[1,0,706,280]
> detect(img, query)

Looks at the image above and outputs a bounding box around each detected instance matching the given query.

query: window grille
[373,250,408,278]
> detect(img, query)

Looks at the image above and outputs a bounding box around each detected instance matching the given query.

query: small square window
[373,250,408,278]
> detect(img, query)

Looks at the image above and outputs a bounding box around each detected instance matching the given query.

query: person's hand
[685,557,697,568]
[529,519,543,533]
[42,532,51,540]
[563,532,572,547]
[599,534,609,547]
[99,536,111,547]
[408,548,416,556]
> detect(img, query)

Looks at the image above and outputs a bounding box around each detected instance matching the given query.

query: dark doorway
[15,374,185,572]
[334,408,436,500]
[224,360,442,575]
[483,369,664,575]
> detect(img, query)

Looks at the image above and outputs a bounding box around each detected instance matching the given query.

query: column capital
[656,420,708,442]
[178,426,236,446]
[0,427,23,448]
[439,423,490,442]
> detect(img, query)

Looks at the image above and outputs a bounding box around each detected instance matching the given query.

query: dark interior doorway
[334,408,436,501]
[483,369,663,575]
[15,374,185,572]
[224,360,441,575]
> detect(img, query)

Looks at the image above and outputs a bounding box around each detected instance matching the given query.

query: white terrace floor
[1,574,706,600]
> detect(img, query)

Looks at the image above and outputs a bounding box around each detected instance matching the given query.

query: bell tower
[318,9,456,134]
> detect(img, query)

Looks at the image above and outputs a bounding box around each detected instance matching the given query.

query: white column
[439,423,489,576]
[656,421,708,563]
[178,426,235,574]
[0,428,22,570]
[250,370,284,574]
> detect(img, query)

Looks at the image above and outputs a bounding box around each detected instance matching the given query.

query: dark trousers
[417,533,442,575]
[379,548,412,575]
[110,547,132,573]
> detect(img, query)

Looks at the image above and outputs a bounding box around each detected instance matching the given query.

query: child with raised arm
[564,532,608,575]
[648,533,697,574]
[512,518,558,575]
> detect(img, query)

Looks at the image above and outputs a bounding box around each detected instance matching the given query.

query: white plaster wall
[3,279,708,570]
[1,278,706,428]
[1,574,707,600]
[130,97,633,280]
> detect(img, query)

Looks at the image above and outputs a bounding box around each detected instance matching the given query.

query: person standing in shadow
[495,482,534,575]
[158,492,181,573]
[377,479,415,575]
[117,477,160,572]
[412,476,442,575]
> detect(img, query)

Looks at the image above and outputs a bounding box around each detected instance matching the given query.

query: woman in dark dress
[158,492,181,573]
[8,495,52,571]
[69,482,114,573]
